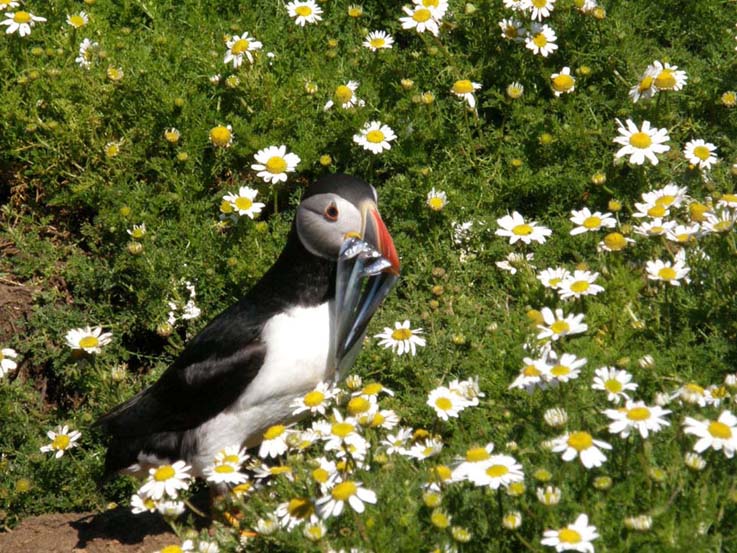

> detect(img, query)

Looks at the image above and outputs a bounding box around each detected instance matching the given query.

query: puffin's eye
[324,203,339,221]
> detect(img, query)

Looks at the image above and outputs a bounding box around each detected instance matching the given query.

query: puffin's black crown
[302,173,377,206]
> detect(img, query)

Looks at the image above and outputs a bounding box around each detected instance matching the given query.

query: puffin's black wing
[96,300,268,438]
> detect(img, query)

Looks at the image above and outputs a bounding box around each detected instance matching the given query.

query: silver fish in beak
[332,202,399,377]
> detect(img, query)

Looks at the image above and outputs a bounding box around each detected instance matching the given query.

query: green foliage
[2,0,737,551]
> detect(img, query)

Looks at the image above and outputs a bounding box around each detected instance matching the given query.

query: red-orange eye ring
[324,203,339,221]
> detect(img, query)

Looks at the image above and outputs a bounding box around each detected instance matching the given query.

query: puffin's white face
[295,192,369,260]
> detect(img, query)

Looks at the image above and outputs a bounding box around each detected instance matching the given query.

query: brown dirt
[0,278,35,346]
[0,509,177,553]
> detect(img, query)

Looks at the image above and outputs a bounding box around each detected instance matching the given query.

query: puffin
[97,174,400,477]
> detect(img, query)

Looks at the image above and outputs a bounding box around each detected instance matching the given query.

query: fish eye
[324,203,339,221]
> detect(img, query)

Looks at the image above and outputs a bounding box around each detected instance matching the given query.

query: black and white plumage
[97,174,399,477]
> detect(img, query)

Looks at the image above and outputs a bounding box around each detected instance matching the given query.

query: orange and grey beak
[360,200,400,275]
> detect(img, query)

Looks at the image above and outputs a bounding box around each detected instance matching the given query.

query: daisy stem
[512,531,538,552]
[183,497,208,518]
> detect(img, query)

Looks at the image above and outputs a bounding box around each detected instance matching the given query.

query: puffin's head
[296,174,400,274]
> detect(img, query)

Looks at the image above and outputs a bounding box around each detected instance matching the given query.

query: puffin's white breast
[188,302,334,472]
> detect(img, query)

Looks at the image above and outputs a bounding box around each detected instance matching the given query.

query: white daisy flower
[374,320,425,356]
[303,520,327,541]
[363,30,394,51]
[39,425,81,459]
[426,188,448,211]
[254,514,280,535]
[382,427,413,455]
[291,382,336,416]
[130,493,157,514]
[541,513,599,553]
[450,443,496,482]
[629,64,659,103]
[645,258,690,286]
[259,424,292,458]
[717,193,737,209]
[551,431,611,469]
[1,10,46,37]
[641,183,689,210]
[633,218,676,237]
[156,500,186,518]
[537,485,562,506]
[702,209,737,234]
[448,376,484,406]
[495,211,552,245]
[213,445,249,466]
[223,186,265,219]
[286,0,323,26]
[275,497,317,529]
[204,462,249,486]
[127,223,147,239]
[251,145,300,184]
[451,80,482,109]
[651,60,687,91]
[316,480,377,518]
[353,121,396,155]
[591,366,637,404]
[1,347,18,379]
[550,66,575,97]
[569,207,616,235]
[66,11,89,29]
[209,124,233,148]
[537,267,571,289]
[65,326,113,354]
[496,252,535,274]
[527,0,556,21]
[400,5,441,37]
[310,457,339,492]
[324,81,364,111]
[498,18,527,42]
[604,401,671,439]
[537,307,588,341]
[558,271,604,300]
[427,386,471,421]
[683,410,737,458]
[525,23,558,57]
[613,119,670,166]
[138,461,192,500]
[543,407,568,428]
[467,454,524,489]
[509,357,550,393]
[545,351,586,383]
[407,438,444,460]
[75,38,98,69]
[683,139,718,170]
[223,32,263,68]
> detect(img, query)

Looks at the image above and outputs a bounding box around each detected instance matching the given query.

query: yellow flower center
[348,6,363,17]
[312,467,329,483]
[658,267,677,281]
[685,383,704,395]
[287,497,314,519]
[370,37,385,48]
[655,195,675,207]
[13,11,31,24]
[362,383,383,395]
[52,434,71,450]
[558,528,582,544]
[335,85,354,104]
[604,232,626,251]
[231,38,249,55]
[570,280,590,293]
[655,69,676,89]
[638,75,654,91]
[486,464,509,478]
[331,481,358,501]
[69,15,85,27]
[295,5,313,17]
[629,131,653,149]
[428,197,444,210]
[522,364,540,377]
[552,74,574,92]
[391,328,412,340]
[210,126,232,147]
[465,447,490,462]
[453,80,475,95]
[366,129,385,144]
[627,407,651,421]
[79,336,99,349]
[303,390,325,407]
[221,454,240,464]
[692,145,711,161]
[214,463,235,473]
[413,8,432,22]
[435,396,453,411]
[331,421,355,438]
[160,546,183,553]
[263,424,286,440]
[432,465,452,481]
[533,33,548,48]
[512,223,533,236]
[646,206,665,218]
[347,396,371,415]
[721,194,737,204]
[233,197,252,211]
[131,227,145,239]
[370,412,385,427]
[423,0,440,6]
[551,364,571,377]
[567,431,593,451]
[504,25,519,39]
[708,421,732,439]
[604,379,622,393]
[154,465,175,482]
[581,216,601,230]
[532,0,548,6]
[550,320,570,335]
[265,156,287,174]
[714,220,733,232]
[105,144,120,157]
[164,130,179,143]
[270,466,292,476]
